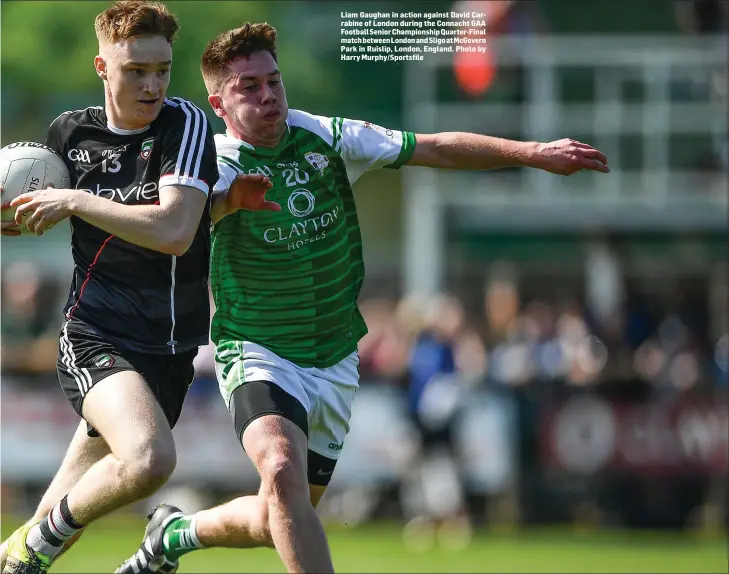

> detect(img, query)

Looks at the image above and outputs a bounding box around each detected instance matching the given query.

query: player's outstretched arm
[11,184,207,255]
[407,133,609,176]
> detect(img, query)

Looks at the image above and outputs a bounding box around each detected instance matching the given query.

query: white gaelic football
[0,141,71,232]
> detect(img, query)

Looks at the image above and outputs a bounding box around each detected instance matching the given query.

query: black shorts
[57,319,197,437]
[229,380,338,486]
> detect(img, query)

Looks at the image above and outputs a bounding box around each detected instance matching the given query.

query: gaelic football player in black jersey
[1,2,219,573]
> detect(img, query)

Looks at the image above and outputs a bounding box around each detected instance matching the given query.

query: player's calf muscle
[195,482,327,549]
[196,494,274,548]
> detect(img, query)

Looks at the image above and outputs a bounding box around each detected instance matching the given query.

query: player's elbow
[156,190,207,256]
[160,226,195,257]
[166,242,191,257]
[166,234,194,257]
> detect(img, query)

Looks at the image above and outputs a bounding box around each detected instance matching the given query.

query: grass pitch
[2,514,726,572]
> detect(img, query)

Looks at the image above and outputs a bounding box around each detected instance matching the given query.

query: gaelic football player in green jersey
[118,22,609,574]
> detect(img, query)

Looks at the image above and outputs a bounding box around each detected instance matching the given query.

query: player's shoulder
[162,96,207,114]
[159,96,210,126]
[213,133,249,161]
[286,109,340,147]
[49,105,104,134]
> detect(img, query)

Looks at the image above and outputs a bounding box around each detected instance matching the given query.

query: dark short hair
[201,22,278,93]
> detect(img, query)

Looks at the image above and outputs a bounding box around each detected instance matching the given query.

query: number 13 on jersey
[102,153,121,173]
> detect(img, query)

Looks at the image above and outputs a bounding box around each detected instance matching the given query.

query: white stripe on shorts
[60,321,93,395]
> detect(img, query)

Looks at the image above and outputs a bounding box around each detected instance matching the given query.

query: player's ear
[94,55,108,81]
[208,95,225,118]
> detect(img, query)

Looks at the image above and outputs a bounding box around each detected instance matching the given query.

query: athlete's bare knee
[259,446,308,507]
[82,371,175,496]
[120,440,176,497]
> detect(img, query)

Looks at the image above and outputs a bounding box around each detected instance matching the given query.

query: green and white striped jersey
[211,109,416,368]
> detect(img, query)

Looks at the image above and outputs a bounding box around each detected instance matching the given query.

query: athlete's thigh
[130,346,197,431]
[58,319,194,442]
[305,351,360,485]
[215,340,311,446]
[81,369,173,458]
[216,341,349,493]
[35,420,110,518]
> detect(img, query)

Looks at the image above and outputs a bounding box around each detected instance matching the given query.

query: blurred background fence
[2,0,727,549]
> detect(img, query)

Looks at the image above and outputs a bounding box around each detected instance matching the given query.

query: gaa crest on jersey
[140,137,154,160]
[92,353,115,368]
[304,151,328,174]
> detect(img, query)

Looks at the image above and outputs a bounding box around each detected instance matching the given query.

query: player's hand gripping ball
[0,142,70,235]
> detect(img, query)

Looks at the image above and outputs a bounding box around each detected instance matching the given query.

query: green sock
[161,516,204,562]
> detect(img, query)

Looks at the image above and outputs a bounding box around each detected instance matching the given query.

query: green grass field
[2,514,726,573]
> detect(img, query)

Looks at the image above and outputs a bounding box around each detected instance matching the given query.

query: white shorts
[214,340,360,460]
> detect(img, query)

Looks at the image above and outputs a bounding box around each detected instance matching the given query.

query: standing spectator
[402,295,472,550]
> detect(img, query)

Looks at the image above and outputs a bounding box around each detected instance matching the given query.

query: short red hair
[95,1,179,44]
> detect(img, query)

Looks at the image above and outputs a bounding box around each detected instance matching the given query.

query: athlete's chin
[137,100,163,119]
[261,119,286,138]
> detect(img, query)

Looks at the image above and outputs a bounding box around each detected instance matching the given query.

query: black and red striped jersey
[45,97,219,354]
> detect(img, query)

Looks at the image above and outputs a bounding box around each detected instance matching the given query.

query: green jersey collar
[225,120,291,157]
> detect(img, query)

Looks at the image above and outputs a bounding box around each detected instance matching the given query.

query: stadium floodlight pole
[402,55,444,298]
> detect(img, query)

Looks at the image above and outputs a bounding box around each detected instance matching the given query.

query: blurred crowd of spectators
[356,278,727,396]
[2,259,726,400]
[2,258,726,535]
